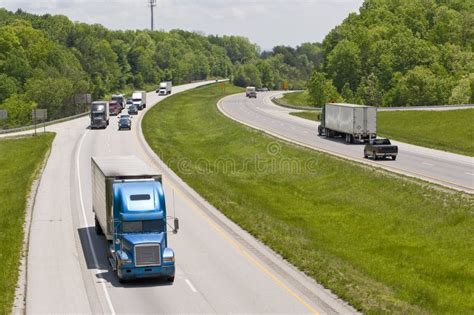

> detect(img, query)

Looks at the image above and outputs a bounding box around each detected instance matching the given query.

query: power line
[148,0,157,31]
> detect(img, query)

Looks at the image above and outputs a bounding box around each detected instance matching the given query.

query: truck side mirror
[173,218,179,234]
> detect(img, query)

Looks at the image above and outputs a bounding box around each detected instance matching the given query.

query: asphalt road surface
[17,83,355,314]
[219,92,474,193]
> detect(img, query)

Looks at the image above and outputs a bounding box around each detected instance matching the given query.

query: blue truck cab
[91,156,179,283]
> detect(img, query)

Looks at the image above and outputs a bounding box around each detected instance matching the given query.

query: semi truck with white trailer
[157,81,172,96]
[90,101,109,129]
[92,156,178,282]
[318,103,376,143]
[132,91,147,110]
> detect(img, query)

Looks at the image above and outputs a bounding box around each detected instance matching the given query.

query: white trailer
[132,91,147,110]
[157,82,172,96]
[318,103,376,143]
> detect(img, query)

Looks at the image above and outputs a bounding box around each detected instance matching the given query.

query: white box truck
[132,91,147,110]
[157,82,172,96]
[318,103,376,143]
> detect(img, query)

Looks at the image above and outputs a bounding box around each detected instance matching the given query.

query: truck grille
[134,244,161,267]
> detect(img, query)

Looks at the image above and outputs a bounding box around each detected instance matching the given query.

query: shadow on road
[96,270,173,288]
[317,134,364,145]
[77,227,172,288]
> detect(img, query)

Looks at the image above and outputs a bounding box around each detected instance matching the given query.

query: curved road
[13,83,355,314]
[219,92,474,193]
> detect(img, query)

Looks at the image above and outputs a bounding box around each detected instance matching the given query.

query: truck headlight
[163,248,175,263]
[163,256,174,263]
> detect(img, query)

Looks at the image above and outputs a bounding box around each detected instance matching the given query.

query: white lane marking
[185,279,198,293]
[76,130,116,315]
[465,172,474,176]
[422,162,434,166]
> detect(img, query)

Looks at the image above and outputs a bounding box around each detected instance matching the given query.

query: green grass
[378,109,474,156]
[143,83,474,314]
[274,91,315,108]
[0,133,55,313]
[290,111,320,121]
[292,109,474,156]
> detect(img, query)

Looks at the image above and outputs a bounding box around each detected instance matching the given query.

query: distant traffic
[89,81,173,131]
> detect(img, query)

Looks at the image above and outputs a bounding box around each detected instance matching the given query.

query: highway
[219,92,474,193]
[18,83,355,314]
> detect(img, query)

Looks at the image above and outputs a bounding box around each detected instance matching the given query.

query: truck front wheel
[392,155,397,161]
[167,276,175,283]
[95,216,103,235]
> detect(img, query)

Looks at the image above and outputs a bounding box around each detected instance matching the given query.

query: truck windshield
[92,113,104,118]
[122,220,165,233]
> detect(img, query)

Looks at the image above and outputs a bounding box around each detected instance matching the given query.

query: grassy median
[290,111,320,121]
[143,83,473,314]
[378,109,474,156]
[0,133,54,313]
[275,91,314,108]
[291,109,474,156]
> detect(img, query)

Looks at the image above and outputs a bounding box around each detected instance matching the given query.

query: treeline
[0,9,318,127]
[307,0,473,107]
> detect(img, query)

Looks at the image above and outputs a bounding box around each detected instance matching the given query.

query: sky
[1,0,364,50]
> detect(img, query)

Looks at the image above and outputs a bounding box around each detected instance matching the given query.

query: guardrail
[0,111,89,135]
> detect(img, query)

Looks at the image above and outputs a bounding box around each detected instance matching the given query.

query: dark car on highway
[118,114,132,130]
[128,104,138,115]
[364,138,398,160]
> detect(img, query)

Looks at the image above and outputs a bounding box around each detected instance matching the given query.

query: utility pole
[148,0,157,31]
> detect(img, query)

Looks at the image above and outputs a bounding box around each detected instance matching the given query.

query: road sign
[32,109,47,122]
[0,109,7,120]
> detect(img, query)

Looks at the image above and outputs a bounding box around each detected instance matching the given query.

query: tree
[25,77,74,119]
[1,93,36,127]
[356,73,383,106]
[307,70,342,106]
[385,67,439,106]
[326,40,361,91]
[449,77,471,104]
[0,74,18,103]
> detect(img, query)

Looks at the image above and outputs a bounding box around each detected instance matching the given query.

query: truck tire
[95,216,103,235]
[392,155,397,161]
[318,126,323,136]
[373,151,378,160]
[167,276,175,283]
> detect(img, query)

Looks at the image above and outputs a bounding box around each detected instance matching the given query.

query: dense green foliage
[143,83,474,313]
[307,0,474,106]
[0,9,319,128]
[0,133,54,313]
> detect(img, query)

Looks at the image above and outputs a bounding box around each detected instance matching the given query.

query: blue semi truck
[91,156,179,283]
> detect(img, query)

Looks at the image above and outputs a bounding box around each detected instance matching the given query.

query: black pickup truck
[364,138,398,160]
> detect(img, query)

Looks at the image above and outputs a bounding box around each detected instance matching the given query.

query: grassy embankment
[290,111,320,121]
[0,134,55,313]
[143,83,473,314]
[273,91,315,108]
[290,109,474,156]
